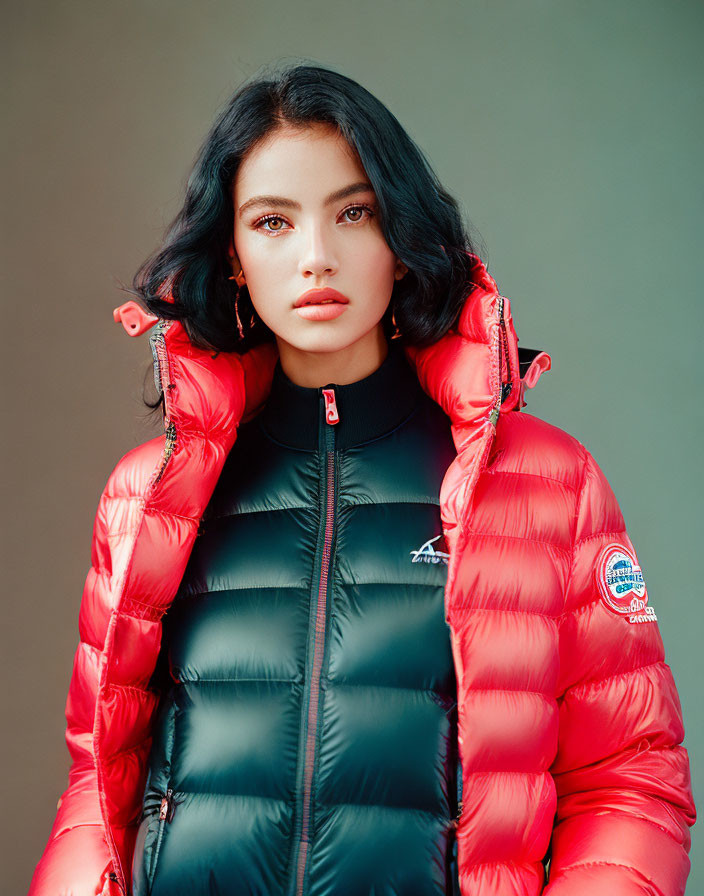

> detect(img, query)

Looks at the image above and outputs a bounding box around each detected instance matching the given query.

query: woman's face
[232,122,407,386]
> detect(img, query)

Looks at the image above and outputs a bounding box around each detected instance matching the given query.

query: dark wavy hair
[129,60,484,412]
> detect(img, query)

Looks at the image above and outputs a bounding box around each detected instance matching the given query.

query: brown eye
[254,215,289,234]
[341,203,375,224]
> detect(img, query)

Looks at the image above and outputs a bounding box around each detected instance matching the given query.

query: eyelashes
[252,203,376,235]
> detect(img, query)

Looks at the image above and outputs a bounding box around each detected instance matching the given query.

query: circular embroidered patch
[595,542,649,616]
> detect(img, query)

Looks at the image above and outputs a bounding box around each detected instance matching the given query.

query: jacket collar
[259,338,426,450]
[120,253,523,431]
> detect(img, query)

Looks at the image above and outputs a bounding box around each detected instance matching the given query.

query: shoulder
[488,410,590,492]
[87,434,167,573]
[102,434,167,500]
[486,410,626,538]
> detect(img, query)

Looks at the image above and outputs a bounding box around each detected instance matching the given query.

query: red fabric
[28,254,695,895]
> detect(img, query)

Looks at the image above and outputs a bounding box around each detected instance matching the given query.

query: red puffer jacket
[28,253,695,896]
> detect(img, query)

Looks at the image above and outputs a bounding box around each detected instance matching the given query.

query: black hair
[129,60,484,414]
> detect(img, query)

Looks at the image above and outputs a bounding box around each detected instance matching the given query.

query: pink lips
[294,287,349,321]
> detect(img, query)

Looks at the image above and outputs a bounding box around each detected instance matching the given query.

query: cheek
[235,238,283,299]
[356,239,398,279]
[232,225,258,269]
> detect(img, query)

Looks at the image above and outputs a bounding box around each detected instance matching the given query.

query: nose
[298,220,337,280]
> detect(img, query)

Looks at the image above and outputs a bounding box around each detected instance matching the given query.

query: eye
[340,203,376,223]
[253,214,290,234]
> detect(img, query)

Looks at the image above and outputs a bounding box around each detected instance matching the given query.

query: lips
[294,287,350,308]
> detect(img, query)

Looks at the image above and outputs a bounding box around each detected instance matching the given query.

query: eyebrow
[238,181,375,217]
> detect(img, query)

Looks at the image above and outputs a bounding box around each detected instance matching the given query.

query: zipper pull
[322,388,340,424]
[106,870,126,894]
[159,788,175,822]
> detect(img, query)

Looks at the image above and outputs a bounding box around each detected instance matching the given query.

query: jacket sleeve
[544,447,696,896]
[28,464,127,896]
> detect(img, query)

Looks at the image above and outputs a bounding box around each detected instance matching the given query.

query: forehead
[233,123,369,201]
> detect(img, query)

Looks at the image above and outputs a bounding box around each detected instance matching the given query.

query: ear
[395,260,408,280]
[227,238,247,288]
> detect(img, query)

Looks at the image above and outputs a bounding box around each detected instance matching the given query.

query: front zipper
[491,295,512,425]
[107,870,124,893]
[498,295,513,402]
[456,755,463,821]
[149,320,172,404]
[99,321,177,896]
[447,756,463,896]
[289,387,339,896]
[449,721,463,894]
[148,321,178,488]
[159,787,176,823]
[147,788,176,886]
[151,420,177,487]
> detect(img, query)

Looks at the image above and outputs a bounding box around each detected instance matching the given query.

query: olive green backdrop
[3,1,701,891]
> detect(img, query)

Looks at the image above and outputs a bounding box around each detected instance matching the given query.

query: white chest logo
[410,534,450,565]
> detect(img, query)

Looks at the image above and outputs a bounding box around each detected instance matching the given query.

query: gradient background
[3,1,701,891]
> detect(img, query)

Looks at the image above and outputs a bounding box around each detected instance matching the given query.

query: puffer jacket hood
[28,252,695,896]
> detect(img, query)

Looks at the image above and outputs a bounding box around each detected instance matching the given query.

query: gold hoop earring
[228,267,246,289]
[233,289,245,341]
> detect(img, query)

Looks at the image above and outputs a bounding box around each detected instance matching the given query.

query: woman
[29,63,695,896]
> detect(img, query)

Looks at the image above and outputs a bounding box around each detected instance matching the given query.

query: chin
[280,327,360,354]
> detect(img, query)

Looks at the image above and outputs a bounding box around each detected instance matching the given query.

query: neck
[274,324,389,388]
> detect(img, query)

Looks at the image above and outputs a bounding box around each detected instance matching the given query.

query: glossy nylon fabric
[28,253,695,896]
[131,343,462,895]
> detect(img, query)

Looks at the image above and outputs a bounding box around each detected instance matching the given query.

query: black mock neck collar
[258,339,426,450]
